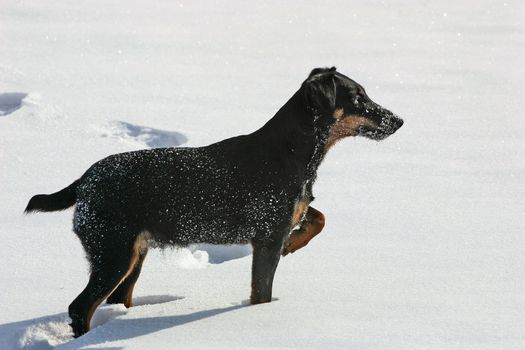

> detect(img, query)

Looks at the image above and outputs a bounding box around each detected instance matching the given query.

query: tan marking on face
[325,114,378,151]
[333,108,344,120]
[291,199,309,227]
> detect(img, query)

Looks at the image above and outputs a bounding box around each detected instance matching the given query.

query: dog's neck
[256,89,331,181]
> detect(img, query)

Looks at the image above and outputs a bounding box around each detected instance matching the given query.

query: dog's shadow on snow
[1,295,247,349]
[69,304,246,349]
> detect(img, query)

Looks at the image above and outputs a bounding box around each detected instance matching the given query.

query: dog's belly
[146,183,293,246]
[150,217,257,246]
[148,203,277,246]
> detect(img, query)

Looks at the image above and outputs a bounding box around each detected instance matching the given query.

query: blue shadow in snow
[110,121,188,148]
[60,304,246,349]
[0,92,27,116]
[0,294,188,350]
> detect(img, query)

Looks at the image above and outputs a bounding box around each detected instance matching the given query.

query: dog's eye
[353,96,361,106]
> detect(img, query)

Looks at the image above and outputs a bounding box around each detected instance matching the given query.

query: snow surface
[1,0,524,349]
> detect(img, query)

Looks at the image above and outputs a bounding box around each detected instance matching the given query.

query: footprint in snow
[15,296,182,349]
[191,244,252,264]
[0,92,27,116]
[100,120,188,148]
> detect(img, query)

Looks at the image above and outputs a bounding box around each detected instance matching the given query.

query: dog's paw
[282,233,309,256]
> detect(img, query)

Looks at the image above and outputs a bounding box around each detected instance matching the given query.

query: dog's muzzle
[358,103,404,140]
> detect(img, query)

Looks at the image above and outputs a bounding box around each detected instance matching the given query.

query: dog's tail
[25,179,80,214]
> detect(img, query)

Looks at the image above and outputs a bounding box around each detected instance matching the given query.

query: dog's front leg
[282,206,325,256]
[250,238,283,304]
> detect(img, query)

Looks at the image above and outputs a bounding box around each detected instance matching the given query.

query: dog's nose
[394,117,404,129]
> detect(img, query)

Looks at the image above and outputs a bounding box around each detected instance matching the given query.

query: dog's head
[303,67,403,149]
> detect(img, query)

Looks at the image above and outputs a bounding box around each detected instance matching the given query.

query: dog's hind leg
[106,243,148,308]
[282,206,325,256]
[68,234,142,337]
[250,237,283,304]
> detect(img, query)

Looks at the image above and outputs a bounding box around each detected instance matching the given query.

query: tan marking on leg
[124,284,135,308]
[134,232,150,255]
[283,207,325,256]
[123,249,148,308]
[85,233,149,331]
[291,199,309,227]
[122,232,149,307]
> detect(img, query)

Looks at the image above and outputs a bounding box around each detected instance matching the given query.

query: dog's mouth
[358,114,404,141]
[354,100,404,141]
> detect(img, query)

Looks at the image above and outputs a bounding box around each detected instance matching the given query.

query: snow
[1,0,524,349]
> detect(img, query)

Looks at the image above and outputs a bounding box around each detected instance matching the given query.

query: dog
[25,67,403,337]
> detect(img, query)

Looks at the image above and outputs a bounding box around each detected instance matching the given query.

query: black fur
[25,180,80,213]
[25,67,403,337]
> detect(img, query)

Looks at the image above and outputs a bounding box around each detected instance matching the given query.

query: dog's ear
[308,66,337,78]
[303,67,337,114]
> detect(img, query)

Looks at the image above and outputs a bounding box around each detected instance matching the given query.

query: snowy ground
[1,0,524,349]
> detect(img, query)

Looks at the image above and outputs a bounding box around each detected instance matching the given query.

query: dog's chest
[290,181,311,228]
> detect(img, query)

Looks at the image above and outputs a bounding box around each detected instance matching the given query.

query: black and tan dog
[25,67,403,337]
